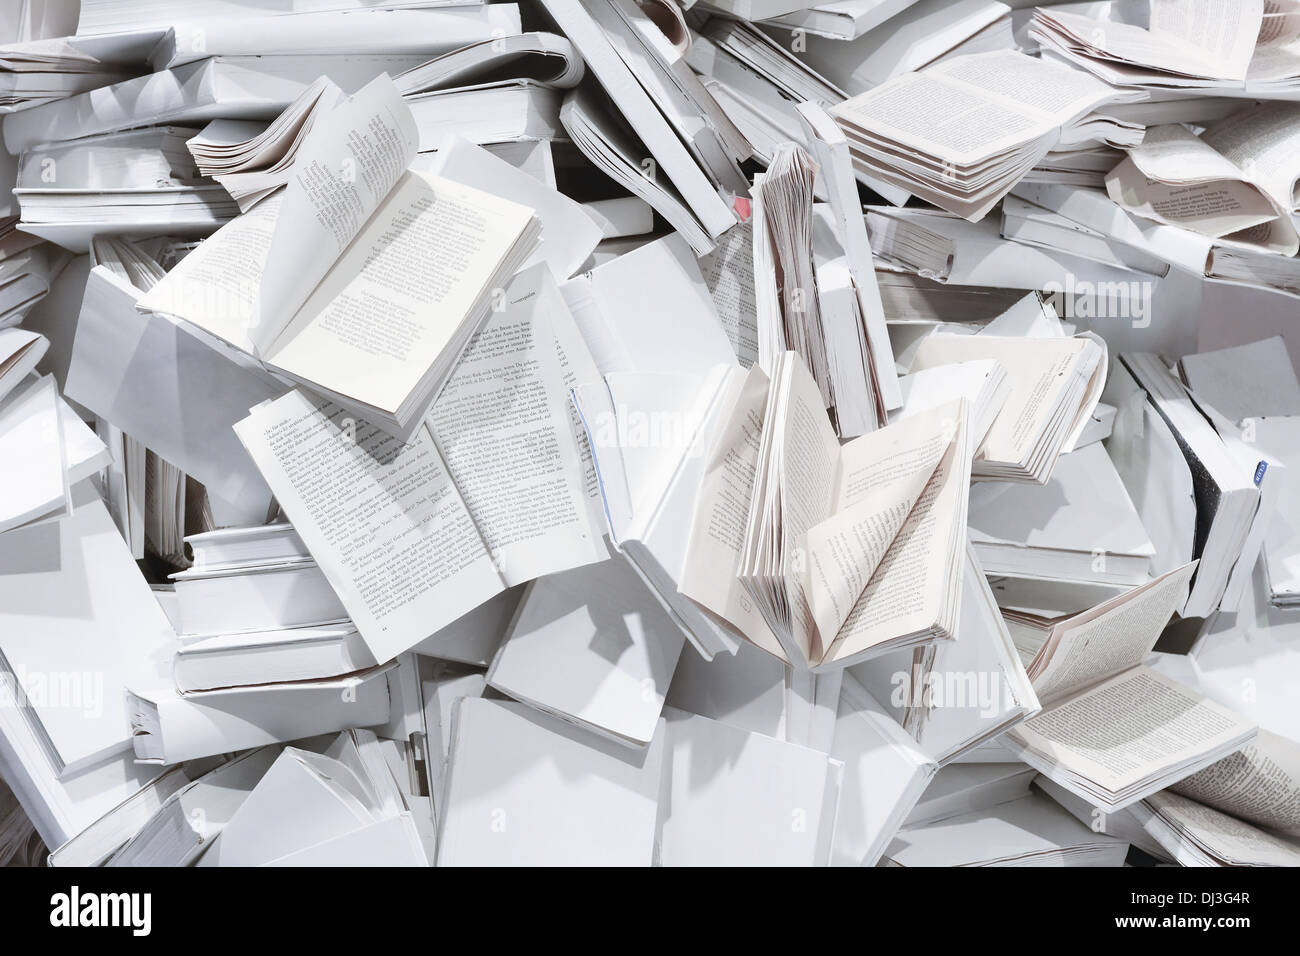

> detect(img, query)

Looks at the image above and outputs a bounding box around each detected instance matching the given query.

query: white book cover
[0,489,176,774]
[656,707,843,867]
[437,698,664,866]
[488,553,684,747]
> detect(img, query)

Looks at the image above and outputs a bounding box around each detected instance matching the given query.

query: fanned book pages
[908,332,1107,484]
[682,352,975,669]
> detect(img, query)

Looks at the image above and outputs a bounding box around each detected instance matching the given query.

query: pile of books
[1,0,1299,873]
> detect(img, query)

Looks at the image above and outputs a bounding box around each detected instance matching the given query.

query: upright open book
[137,74,540,439]
[682,352,974,670]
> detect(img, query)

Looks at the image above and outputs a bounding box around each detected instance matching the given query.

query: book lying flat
[903,762,1035,829]
[437,698,664,866]
[2,53,434,154]
[1004,566,1259,812]
[968,442,1155,586]
[168,561,348,638]
[172,623,375,692]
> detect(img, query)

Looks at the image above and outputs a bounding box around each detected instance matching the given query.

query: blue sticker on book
[1254,461,1268,486]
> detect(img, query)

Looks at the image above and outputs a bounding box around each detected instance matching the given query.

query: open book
[1003,562,1258,812]
[234,263,607,663]
[830,50,1128,221]
[1106,108,1300,256]
[137,75,540,439]
[684,352,974,669]
[1132,729,1300,866]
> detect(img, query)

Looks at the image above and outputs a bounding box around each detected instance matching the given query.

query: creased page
[255,74,419,352]
[1029,562,1196,705]
[1171,729,1300,837]
[680,363,784,658]
[824,401,971,663]
[1009,666,1256,802]
[697,221,759,369]
[234,390,505,663]
[540,265,605,529]
[1147,0,1263,81]
[1145,791,1300,866]
[778,356,844,662]
[799,403,955,658]
[265,171,535,416]
[1106,124,1294,253]
[1201,101,1300,212]
[426,263,605,586]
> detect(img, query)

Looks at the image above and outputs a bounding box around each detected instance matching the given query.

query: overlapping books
[2,0,1300,875]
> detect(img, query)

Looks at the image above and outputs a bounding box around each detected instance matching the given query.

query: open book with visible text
[682,352,974,670]
[1003,562,1258,812]
[138,75,540,440]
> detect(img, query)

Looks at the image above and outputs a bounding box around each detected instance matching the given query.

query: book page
[1030,562,1196,704]
[255,74,418,348]
[824,402,970,662]
[233,390,505,663]
[910,334,1092,470]
[679,364,784,657]
[698,221,759,369]
[1146,791,1300,867]
[1202,102,1300,210]
[539,266,605,527]
[134,193,282,354]
[1170,729,1300,836]
[834,51,1115,166]
[777,356,843,657]
[1106,124,1284,242]
[1147,0,1263,80]
[1010,666,1255,797]
[265,172,534,416]
[426,263,604,585]
[798,402,956,658]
